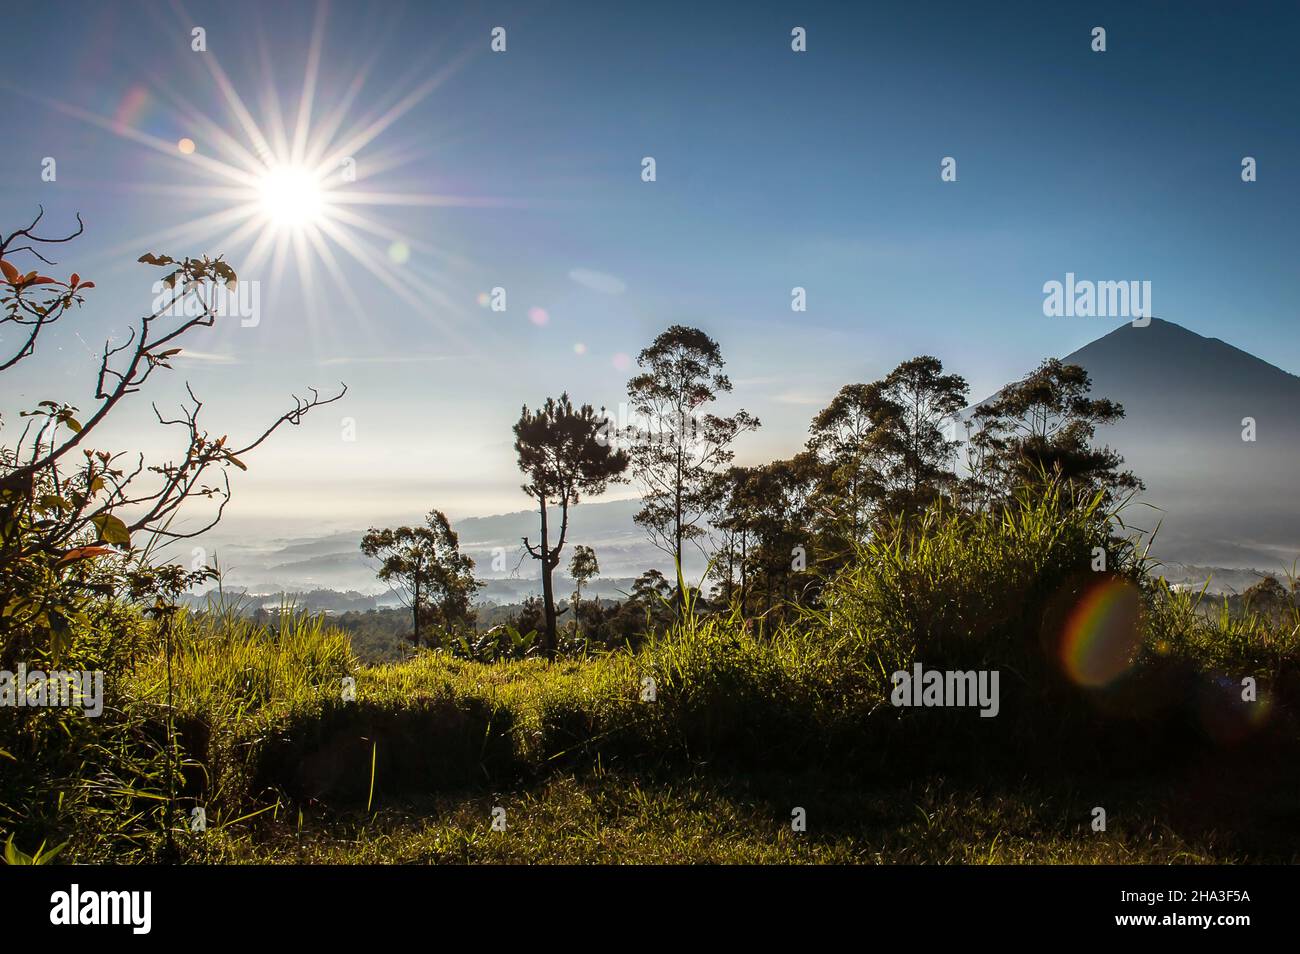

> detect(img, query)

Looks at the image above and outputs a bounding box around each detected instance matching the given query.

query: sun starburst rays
[31,2,516,362]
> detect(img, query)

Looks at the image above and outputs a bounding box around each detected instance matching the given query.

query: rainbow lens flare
[1058,577,1143,687]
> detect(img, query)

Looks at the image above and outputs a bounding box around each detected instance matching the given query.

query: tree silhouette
[360,510,480,647]
[515,394,628,658]
[737,454,819,617]
[625,325,757,604]
[807,380,896,552]
[971,359,1139,503]
[1242,575,1291,617]
[708,465,757,609]
[877,356,968,518]
[568,544,599,635]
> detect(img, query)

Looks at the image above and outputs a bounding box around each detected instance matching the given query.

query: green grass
[184,769,1243,864]
[6,490,1299,864]
[129,605,354,721]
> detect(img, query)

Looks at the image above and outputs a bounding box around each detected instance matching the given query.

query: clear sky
[2,0,1297,535]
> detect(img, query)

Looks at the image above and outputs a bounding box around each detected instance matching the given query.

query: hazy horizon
[4,0,1299,532]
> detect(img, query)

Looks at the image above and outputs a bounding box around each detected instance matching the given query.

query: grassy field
[5,493,1299,864]
[194,770,1237,865]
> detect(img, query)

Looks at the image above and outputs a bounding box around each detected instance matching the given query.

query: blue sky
[2,0,1297,533]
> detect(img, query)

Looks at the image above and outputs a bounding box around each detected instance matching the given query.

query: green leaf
[38,842,67,864]
[3,836,27,865]
[2,836,66,865]
[48,611,74,665]
[91,513,131,546]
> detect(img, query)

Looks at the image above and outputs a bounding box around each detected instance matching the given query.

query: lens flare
[1058,577,1143,687]
[113,85,151,129]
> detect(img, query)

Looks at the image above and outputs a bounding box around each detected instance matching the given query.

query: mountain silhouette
[1056,318,1300,570]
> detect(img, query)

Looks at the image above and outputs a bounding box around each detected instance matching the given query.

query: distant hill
[191,498,685,598]
[1043,318,1300,570]
[453,498,683,582]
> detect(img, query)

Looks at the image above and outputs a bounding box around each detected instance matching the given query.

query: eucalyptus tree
[877,356,969,518]
[625,325,757,603]
[971,358,1138,504]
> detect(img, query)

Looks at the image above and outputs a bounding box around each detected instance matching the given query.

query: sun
[48,4,500,331]
[257,164,327,231]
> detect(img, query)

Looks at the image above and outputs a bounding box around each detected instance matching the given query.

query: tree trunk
[674,441,685,612]
[674,506,684,609]
[740,530,748,616]
[412,572,421,647]
[726,537,735,605]
[539,495,558,659]
[541,565,557,659]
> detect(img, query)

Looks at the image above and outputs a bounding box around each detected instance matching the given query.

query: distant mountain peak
[973,317,1300,570]
[1063,317,1300,391]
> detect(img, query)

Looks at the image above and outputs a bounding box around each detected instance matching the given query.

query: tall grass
[127,603,354,721]
[7,488,1299,862]
[816,486,1136,664]
[1145,576,1300,675]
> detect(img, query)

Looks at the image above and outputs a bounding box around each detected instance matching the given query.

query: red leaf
[57,545,116,566]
